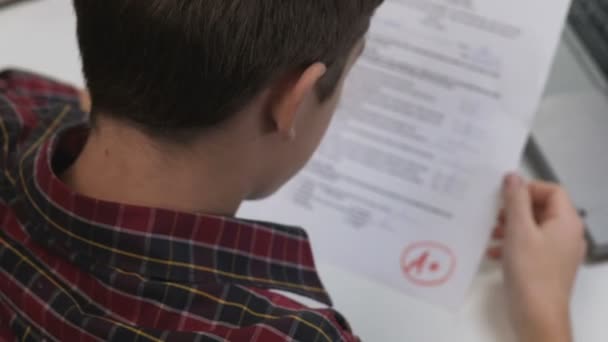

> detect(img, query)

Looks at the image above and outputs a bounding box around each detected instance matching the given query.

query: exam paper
[239,0,571,308]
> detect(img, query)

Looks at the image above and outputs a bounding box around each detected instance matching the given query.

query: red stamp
[401,241,456,287]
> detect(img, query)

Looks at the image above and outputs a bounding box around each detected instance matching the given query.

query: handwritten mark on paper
[401,241,457,287]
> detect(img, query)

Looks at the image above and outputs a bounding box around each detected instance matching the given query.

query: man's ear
[270,63,327,140]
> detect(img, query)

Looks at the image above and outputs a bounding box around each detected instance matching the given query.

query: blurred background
[2,0,608,341]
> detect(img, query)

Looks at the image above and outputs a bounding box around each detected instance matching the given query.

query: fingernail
[505,173,522,190]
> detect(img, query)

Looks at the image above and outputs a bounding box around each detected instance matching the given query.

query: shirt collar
[15,111,332,305]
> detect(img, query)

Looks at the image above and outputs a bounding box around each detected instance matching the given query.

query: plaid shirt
[0,70,357,342]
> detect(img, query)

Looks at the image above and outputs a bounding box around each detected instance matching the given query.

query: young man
[0,1,586,341]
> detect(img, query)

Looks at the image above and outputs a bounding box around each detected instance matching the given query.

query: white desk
[2,1,608,341]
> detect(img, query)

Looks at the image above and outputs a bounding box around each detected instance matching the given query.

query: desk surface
[2,1,608,341]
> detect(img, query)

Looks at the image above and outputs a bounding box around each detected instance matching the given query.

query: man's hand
[488,174,586,342]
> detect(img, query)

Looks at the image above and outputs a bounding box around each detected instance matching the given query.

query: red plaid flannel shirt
[0,70,357,342]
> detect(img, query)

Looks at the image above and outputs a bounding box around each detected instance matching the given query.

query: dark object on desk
[524,137,559,183]
[571,0,608,82]
[0,0,29,9]
[530,93,608,262]
[527,0,608,262]
[525,138,597,259]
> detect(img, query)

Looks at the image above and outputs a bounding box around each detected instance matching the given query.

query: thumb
[503,174,535,235]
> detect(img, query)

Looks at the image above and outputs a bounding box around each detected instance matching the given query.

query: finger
[503,173,536,235]
[497,209,506,226]
[527,180,562,202]
[528,181,575,218]
[486,246,502,260]
[492,225,505,240]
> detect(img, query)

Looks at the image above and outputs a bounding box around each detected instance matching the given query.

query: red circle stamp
[401,241,457,287]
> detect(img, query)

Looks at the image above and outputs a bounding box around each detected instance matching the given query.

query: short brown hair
[73,0,383,138]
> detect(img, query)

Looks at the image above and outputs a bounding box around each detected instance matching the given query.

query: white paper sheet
[239,0,572,308]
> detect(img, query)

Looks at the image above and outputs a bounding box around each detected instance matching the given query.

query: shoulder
[155,281,359,341]
[0,69,80,99]
[218,285,359,342]
[0,69,86,189]
[0,69,86,145]
[0,69,83,125]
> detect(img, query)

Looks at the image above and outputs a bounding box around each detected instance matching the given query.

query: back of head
[73,0,383,140]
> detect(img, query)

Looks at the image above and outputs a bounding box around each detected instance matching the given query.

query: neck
[62,118,253,216]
